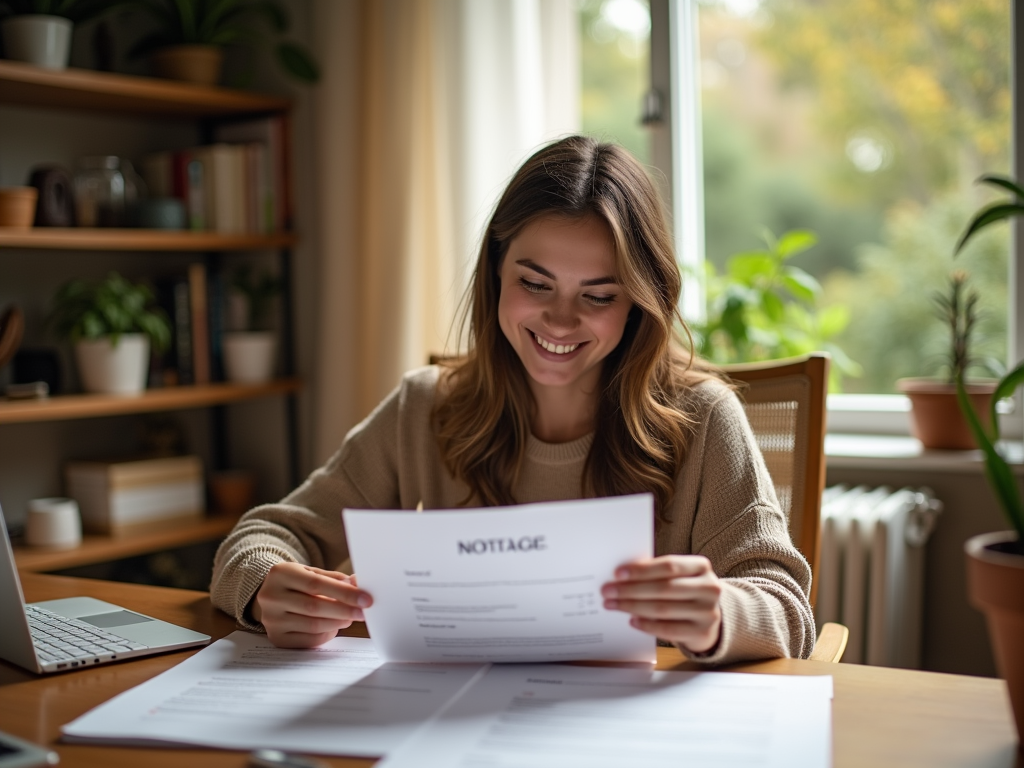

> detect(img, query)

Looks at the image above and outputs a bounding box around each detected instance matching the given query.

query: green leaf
[245,0,287,31]
[277,41,319,83]
[957,376,1024,538]
[954,202,1024,255]
[816,304,850,337]
[761,290,785,323]
[990,360,1024,438]
[781,266,821,302]
[977,173,1024,200]
[172,0,198,43]
[775,229,818,259]
[728,254,774,283]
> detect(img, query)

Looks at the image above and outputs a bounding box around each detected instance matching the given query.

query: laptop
[0,504,210,674]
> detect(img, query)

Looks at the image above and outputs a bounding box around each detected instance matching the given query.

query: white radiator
[816,485,942,668]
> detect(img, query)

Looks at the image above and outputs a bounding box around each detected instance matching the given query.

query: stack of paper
[62,632,833,767]
[62,495,833,766]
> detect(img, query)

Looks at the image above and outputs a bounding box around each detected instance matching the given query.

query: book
[213,116,285,231]
[140,151,174,199]
[65,455,204,533]
[207,263,226,381]
[154,276,193,386]
[191,143,247,234]
[188,263,211,385]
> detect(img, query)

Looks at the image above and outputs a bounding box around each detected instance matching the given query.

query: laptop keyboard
[27,605,149,668]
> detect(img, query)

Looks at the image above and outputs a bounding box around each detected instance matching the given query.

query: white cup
[25,497,82,548]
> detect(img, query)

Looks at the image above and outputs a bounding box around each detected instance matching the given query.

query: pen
[248,749,330,768]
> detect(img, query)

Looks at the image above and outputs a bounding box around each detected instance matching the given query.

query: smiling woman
[497,215,633,441]
[212,136,817,666]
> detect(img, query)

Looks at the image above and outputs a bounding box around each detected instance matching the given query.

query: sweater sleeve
[209,375,412,630]
[677,388,816,665]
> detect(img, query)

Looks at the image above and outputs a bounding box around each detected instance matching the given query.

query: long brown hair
[433,135,722,517]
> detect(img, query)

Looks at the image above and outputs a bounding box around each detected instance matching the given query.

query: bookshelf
[1,62,302,575]
[0,229,297,251]
[0,379,301,424]
[0,60,289,117]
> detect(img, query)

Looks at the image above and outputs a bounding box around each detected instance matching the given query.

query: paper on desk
[61,630,487,758]
[343,494,655,664]
[377,664,834,768]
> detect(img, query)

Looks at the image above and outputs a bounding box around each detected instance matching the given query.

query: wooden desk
[1,573,1020,768]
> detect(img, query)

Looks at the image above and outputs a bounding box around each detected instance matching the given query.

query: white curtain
[312,0,579,464]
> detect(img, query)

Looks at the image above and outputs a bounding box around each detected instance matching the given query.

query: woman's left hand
[601,555,723,655]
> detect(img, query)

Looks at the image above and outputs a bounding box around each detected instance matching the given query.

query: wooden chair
[429,351,849,662]
[721,352,848,663]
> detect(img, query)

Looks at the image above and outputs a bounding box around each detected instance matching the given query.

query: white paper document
[343,494,655,664]
[61,631,486,757]
[377,664,834,768]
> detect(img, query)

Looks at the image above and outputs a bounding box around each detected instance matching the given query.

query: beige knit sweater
[211,366,815,665]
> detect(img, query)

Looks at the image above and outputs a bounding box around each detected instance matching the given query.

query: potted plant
[48,271,170,394]
[896,269,998,449]
[222,264,279,383]
[954,172,1024,747]
[125,0,319,86]
[693,228,861,390]
[0,0,120,69]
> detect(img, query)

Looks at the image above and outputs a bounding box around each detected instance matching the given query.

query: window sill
[825,433,1024,474]
[826,393,1022,444]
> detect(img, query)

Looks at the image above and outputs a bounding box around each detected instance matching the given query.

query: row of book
[152,263,226,387]
[141,116,290,235]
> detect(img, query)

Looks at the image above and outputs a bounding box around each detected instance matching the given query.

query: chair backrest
[427,351,830,604]
[721,353,830,606]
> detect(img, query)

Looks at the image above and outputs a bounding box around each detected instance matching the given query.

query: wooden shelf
[12,515,239,573]
[0,228,298,251]
[0,379,301,424]
[0,60,290,118]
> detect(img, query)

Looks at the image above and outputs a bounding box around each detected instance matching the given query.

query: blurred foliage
[577,0,1011,393]
[579,0,650,163]
[756,0,1009,208]
[821,192,1007,392]
[693,229,860,390]
[48,271,170,352]
[700,106,882,276]
[695,0,1010,393]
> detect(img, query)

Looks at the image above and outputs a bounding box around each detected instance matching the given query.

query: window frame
[649,0,1023,439]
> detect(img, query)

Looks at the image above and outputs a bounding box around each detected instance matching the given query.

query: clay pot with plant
[125,0,319,86]
[953,173,1024,750]
[48,271,170,395]
[897,269,999,449]
[222,264,280,384]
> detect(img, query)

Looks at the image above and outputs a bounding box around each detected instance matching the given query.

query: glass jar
[73,156,145,227]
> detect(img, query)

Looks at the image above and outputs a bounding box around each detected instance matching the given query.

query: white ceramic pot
[223,332,276,383]
[1,15,73,70]
[25,497,82,548]
[74,335,150,395]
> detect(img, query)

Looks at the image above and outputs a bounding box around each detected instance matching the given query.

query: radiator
[815,485,942,668]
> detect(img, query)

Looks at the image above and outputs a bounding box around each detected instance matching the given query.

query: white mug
[25,497,82,548]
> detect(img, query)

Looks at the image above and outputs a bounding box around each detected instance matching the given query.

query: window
[581,0,1017,435]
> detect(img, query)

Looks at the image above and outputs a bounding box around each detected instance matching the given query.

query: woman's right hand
[252,562,372,648]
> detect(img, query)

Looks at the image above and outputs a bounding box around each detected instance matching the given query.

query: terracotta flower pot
[897,378,997,450]
[965,531,1024,748]
[150,45,224,86]
[0,186,38,229]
